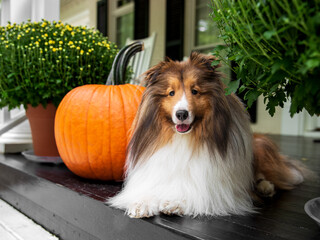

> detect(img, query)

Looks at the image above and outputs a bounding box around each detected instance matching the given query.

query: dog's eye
[191,89,198,95]
[169,91,175,96]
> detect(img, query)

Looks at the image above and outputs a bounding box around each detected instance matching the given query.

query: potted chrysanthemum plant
[0,19,118,157]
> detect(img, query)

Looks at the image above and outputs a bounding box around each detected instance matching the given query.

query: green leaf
[266,102,276,116]
[225,79,240,95]
[263,30,276,40]
[270,84,278,93]
[305,59,320,69]
[211,60,220,67]
[7,73,15,79]
[238,85,246,94]
[271,61,282,74]
[244,90,260,107]
[213,45,227,52]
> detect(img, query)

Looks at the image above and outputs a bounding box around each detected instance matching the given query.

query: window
[185,0,230,80]
[116,11,134,47]
[108,0,134,47]
[194,0,221,49]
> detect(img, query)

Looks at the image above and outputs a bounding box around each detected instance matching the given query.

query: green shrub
[0,19,118,109]
[211,0,320,116]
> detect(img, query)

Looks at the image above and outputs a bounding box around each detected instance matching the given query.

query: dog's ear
[142,60,168,87]
[189,51,221,71]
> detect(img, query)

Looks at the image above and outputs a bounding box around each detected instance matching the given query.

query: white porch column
[0,0,60,153]
[31,0,60,22]
[280,102,304,136]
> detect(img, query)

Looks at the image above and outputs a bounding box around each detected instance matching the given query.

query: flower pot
[25,103,59,157]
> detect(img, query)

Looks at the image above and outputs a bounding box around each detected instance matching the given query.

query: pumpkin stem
[106,41,144,85]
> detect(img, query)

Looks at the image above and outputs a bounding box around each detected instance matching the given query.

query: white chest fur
[108,134,254,217]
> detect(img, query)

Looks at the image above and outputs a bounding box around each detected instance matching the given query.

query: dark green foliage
[211,0,320,116]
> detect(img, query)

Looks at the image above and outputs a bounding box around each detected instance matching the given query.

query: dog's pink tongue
[176,124,190,133]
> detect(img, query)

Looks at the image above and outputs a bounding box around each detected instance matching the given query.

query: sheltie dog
[108,52,307,218]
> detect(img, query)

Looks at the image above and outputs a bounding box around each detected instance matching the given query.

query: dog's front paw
[256,179,275,198]
[159,200,186,216]
[127,202,159,218]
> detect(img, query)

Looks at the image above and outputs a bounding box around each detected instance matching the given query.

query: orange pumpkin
[54,84,145,180]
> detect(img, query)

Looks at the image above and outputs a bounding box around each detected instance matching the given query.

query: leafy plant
[210,0,320,116]
[0,19,119,109]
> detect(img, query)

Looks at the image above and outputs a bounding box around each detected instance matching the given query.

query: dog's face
[160,68,211,134]
[143,52,226,135]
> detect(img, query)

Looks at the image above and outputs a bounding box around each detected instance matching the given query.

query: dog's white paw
[159,200,186,216]
[127,201,159,218]
[256,179,275,198]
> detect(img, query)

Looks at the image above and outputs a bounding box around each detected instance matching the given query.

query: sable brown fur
[253,133,307,190]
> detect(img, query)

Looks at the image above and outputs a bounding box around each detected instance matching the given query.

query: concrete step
[0,199,58,240]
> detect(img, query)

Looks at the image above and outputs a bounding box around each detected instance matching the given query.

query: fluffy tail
[253,134,310,194]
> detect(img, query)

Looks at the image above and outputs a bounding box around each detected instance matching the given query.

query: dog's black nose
[176,110,189,121]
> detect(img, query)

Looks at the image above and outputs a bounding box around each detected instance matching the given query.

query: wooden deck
[0,135,319,240]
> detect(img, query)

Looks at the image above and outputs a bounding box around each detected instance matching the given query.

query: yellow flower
[76,46,80,50]
[52,48,57,52]
[82,31,86,35]
[59,41,63,45]
[71,32,75,36]
[35,41,39,45]
[5,45,9,48]
[80,50,84,55]
[68,41,73,45]
[80,67,83,71]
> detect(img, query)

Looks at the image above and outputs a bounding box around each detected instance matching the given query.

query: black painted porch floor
[0,135,319,240]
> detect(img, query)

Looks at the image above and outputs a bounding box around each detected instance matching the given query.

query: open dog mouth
[175,124,192,133]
